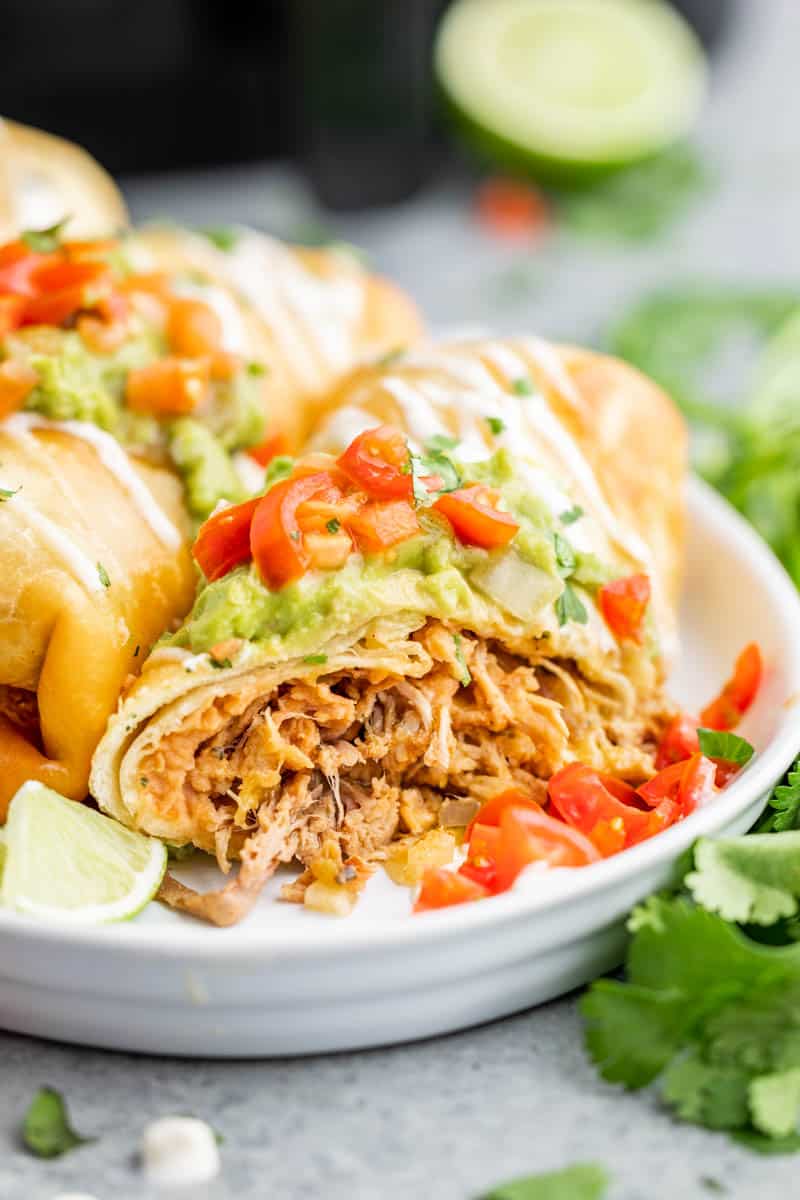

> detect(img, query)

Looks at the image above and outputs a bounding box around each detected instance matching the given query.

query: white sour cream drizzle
[223,232,364,391]
[0,472,105,594]
[3,414,183,549]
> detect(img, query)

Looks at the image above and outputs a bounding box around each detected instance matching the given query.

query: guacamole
[171,451,611,656]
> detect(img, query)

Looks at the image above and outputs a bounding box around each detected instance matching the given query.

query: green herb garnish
[22,1087,92,1159]
[453,634,471,687]
[247,361,267,377]
[0,486,19,501]
[560,505,584,526]
[21,218,69,254]
[326,518,341,534]
[264,455,295,486]
[555,583,587,627]
[97,562,111,589]
[486,416,506,436]
[303,654,328,665]
[553,532,576,577]
[424,433,459,453]
[200,226,239,252]
[375,346,406,369]
[210,656,232,669]
[482,1163,609,1200]
[697,728,754,767]
[512,376,533,396]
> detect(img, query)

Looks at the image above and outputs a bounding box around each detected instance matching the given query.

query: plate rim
[2,475,799,962]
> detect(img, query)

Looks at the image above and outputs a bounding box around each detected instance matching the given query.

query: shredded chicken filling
[138,622,673,925]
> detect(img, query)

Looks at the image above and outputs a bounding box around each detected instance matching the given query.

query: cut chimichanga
[91,345,686,925]
[0,417,194,817]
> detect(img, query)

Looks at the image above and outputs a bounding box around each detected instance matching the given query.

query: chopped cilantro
[486,416,506,436]
[22,1087,92,1159]
[555,583,588,627]
[560,505,584,526]
[326,518,341,534]
[482,1163,609,1200]
[453,634,471,687]
[21,218,69,254]
[200,226,239,252]
[265,455,295,486]
[697,728,754,766]
[408,447,462,506]
[97,562,111,589]
[303,653,328,665]
[210,656,232,669]
[512,376,533,396]
[247,361,267,377]
[375,346,406,369]
[0,486,19,501]
[552,531,576,577]
[289,530,301,543]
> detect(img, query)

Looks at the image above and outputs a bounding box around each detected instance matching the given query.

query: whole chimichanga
[0,416,194,817]
[90,338,686,925]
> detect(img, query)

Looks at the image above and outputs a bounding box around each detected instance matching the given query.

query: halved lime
[1,781,167,923]
[435,0,708,183]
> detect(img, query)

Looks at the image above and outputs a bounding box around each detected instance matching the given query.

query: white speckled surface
[3,2,800,1196]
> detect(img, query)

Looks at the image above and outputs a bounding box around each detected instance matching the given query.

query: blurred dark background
[0,0,733,210]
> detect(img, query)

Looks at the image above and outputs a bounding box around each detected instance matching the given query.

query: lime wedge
[435,0,707,183]
[1,781,166,923]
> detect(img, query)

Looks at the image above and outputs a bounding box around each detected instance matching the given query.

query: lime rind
[435,0,708,183]
[1,781,167,924]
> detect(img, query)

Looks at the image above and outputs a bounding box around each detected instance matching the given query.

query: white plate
[2,478,800,1058]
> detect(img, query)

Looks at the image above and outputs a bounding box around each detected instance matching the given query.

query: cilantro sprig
[581,753,800,1148]
[22,1087,93,1158]
[404,438,463,506]
[552,530,588,627]
[21,218,69,254]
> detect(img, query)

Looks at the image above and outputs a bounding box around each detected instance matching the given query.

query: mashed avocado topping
[2,300,268,521]
[172,450,618,656]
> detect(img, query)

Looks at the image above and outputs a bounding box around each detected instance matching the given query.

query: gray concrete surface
[3,2,800,1197]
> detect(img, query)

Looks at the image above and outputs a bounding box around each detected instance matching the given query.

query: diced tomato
[209,351,241,381]
[638,760,685,806]
[414,868,488,913]
[598,573,651,643]
[465,787,544,839]
[192,497,261,582]
[63,238,118,262]
[348,499,420,554]
[166,297,224,358]
[459,823,501,891]
[678,753,717,815]
[548,762,656,852]
[22,260,114,326]
[337,425,412,501]
[0,294,26,335]
[0,359,38,416]
[433,485,519,549]
[656,712,700,770]
[125,357,210,416]
[0,242,47,296]
[638,753,717,818]
[494,804,600,891]
[248,432,290,468]
[475,178,550,240]
[700,643,763,731]
[250,471,337,590]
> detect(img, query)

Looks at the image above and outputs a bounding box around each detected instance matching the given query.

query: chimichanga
[90,339,686,925]
[0,417,194,818]
[0,118,128,242]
